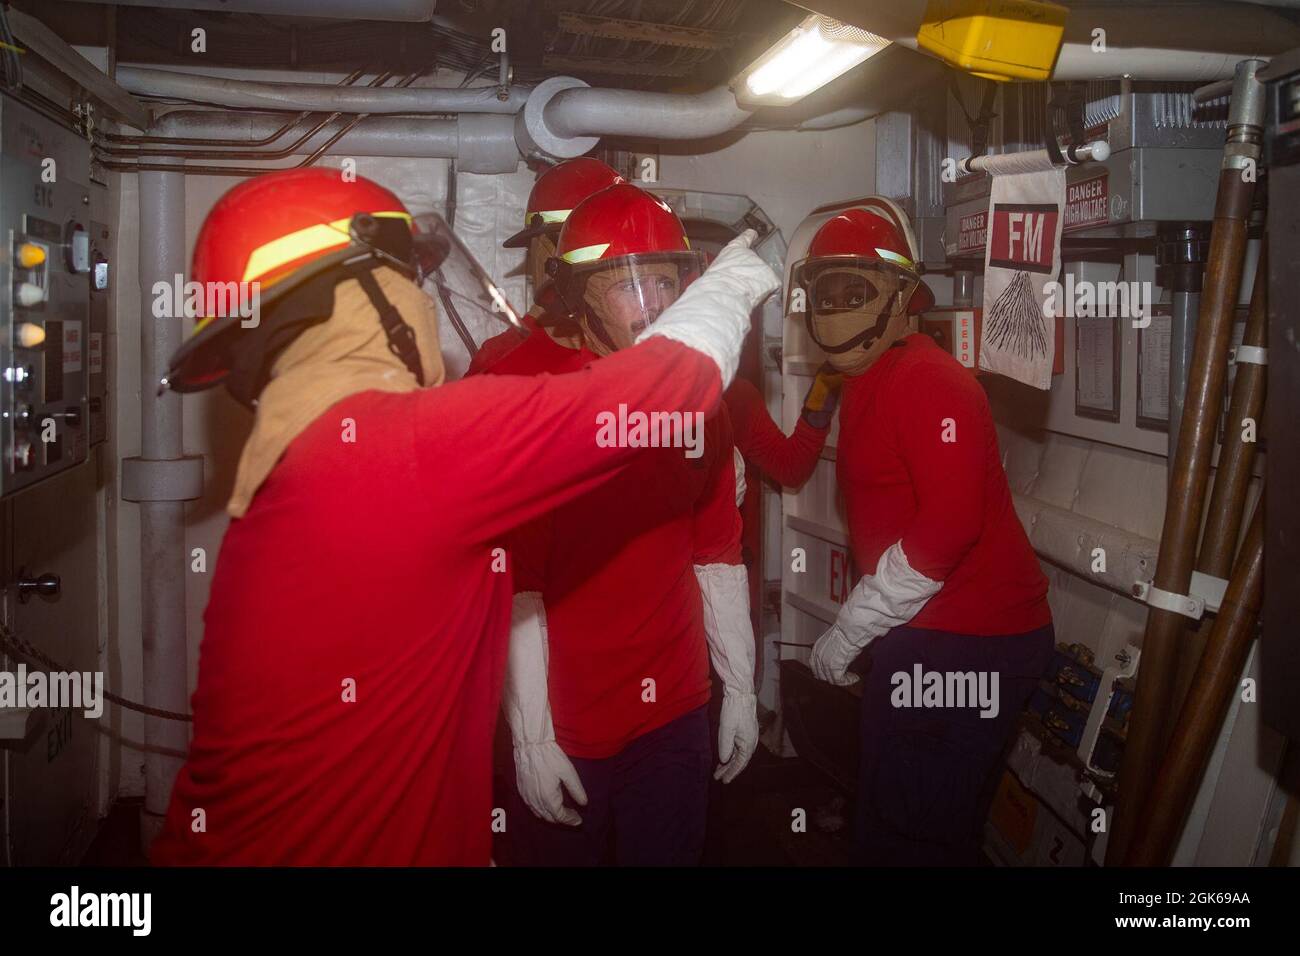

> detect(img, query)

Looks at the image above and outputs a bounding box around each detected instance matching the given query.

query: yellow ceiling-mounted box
[917,0,1067,82]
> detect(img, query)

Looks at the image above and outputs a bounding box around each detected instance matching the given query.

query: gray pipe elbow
[515,78,752,161]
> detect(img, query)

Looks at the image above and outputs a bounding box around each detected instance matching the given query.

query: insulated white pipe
[135,161,191,851]
[144,111,520,172]
[1050,47,1270,83]
[151,111,461,155]
[959,140,1111,176]
[117,67,530,114]
[544,85,751,141]
[1050,4,1299,80]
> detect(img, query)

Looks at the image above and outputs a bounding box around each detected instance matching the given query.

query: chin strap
[582,312,621,355]
[806,308,891,354]
[351,265,425,386]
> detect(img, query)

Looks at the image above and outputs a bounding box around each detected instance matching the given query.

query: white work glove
[810,541,942,686]
[695,562,759,783]
[639,229,780,389]
[733,446,748,508]
[502,592,588,826]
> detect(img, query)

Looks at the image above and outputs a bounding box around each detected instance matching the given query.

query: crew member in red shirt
[725,365,840,490]
[481,160,838,497]
[482,185,760,865]
[799,199,1053,865]
[148,168,778,866]
[467,157,623,375]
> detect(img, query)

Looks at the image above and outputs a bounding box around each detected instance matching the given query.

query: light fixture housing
[731,14,891,108]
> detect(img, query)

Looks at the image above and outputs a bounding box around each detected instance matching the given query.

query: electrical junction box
[1,92,94,496]
[918,0,1068,82]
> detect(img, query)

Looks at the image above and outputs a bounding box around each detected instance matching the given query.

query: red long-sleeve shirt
[724,378,828,488]
[837,333,1050,635]
[465,312,537,376]
[150,337,721,867]
[475,332,742,758]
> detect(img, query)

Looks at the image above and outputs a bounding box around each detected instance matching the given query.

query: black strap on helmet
[224,268,340,408]
[351,265,425,386]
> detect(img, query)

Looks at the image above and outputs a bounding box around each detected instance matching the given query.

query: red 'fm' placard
[987,203,1059,274]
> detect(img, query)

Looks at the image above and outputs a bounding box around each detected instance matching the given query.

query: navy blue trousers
[853,623,1053,866]
[508,705,712,866]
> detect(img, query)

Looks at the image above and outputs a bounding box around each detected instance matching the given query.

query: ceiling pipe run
[118,74,855,165]
[116,45,946,166]
[116,66,530,115]
[515,42,949,159]
[72,0,436,20]
[134,110,521,173]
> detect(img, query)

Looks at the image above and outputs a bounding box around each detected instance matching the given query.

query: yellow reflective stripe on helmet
[528,208,571,226]
[561,242,611,264]
[241,211,412,283]
[874,247,914,270]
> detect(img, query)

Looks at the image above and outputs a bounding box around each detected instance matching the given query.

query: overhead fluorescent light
[732,15,890,107]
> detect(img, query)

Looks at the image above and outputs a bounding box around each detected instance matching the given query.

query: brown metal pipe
[1198,248,1268,578]
[1166,244,1267,754]
[1107,58,1266,865]
[1125,503,1264,865]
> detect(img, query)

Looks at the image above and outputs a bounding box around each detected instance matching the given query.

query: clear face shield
[553,251,707,354]
[790,256,920,370]
[410,212,525,355]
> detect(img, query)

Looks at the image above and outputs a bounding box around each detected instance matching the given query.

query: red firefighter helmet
[798,199,934,315]
[502,157,625,248]
[166,168,418,394]
[548,184,706,352]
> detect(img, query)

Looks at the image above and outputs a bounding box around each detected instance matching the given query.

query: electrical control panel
[1,93,95,496]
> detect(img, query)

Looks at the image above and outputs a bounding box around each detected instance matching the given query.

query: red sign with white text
[987,203,1059,274]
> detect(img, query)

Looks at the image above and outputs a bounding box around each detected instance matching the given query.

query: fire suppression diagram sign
[1063,173,1109,232]
[979,167,1067,391]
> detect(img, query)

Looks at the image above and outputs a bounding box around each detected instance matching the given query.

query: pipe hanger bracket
[1131,571,1230,621]
[1230,344,1268,366]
